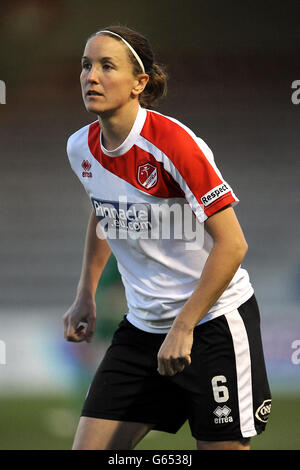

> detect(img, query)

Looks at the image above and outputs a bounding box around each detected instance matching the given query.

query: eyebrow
[81,55,118,63]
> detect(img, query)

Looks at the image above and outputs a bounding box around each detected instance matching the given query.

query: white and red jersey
[67,105,254,333]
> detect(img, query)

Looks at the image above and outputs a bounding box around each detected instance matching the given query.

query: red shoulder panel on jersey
[141,111,237,217]
[88,121,185,199]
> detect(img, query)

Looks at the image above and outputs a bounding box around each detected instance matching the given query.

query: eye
[103,63,113,70]
[82,62,91,70]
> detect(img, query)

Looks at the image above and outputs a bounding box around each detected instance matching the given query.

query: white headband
[96,30,145,74]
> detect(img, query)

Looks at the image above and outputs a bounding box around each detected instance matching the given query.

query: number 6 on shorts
[211,375,229,403]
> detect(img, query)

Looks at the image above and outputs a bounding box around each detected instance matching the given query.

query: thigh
[196,438,250,450]
[72,416,155,450]
[81,317,188,435]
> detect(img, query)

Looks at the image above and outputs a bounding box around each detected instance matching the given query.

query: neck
[98,101,140,151]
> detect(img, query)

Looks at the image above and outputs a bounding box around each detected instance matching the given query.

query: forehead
[84,34,129,64]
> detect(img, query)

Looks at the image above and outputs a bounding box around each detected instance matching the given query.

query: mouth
[86,90,103,97]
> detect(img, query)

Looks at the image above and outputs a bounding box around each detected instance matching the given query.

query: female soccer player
[63,25,271,450]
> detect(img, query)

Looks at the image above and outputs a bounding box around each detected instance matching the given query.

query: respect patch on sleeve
[201,183,232,207]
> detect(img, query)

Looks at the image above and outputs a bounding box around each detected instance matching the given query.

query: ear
[131,74,150,97]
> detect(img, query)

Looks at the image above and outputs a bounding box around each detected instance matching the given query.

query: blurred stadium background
[0,0,299,450]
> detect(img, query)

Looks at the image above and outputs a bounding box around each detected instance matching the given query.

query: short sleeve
[164,133,239,223]
[139,110,239,223]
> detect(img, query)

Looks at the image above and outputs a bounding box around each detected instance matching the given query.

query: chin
[84,103,105,115]
[83,100,126,117]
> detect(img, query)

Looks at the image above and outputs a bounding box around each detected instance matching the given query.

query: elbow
[235,238,248,263]
[213,235,249,264]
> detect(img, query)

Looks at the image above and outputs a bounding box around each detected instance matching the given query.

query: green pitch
[0,393,298,450]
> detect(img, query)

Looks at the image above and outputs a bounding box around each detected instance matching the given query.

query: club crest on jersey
[137,163,158,189]
[81,160,92,178]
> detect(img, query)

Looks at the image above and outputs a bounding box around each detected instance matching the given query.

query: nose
[87,65,100,84]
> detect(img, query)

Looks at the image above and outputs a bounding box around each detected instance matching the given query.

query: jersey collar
[100,105,147,157]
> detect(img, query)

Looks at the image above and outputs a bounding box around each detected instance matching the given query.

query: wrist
[76,285,96,302]
[172,316,195,334]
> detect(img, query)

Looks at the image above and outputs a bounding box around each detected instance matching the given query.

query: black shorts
[81,294,271,441]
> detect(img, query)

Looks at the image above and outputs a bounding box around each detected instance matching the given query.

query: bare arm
[77,210,112,298]
[157,206,248,375]
[63,210,112,343]
[172,206,248,329]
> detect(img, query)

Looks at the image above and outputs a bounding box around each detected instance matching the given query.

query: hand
[157,323,194,376]
[63,294,96,343]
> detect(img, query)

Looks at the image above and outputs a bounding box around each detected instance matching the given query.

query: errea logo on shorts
[201,183,231,206]
[213,405,233,424]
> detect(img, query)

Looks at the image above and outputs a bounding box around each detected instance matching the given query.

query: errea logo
[81,160,92,178]
[213,405,233,424]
